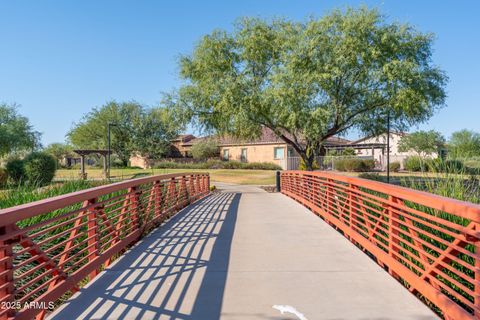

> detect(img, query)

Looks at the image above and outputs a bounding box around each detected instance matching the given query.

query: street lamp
[107,122,118,178]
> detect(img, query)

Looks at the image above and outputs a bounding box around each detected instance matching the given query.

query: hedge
[333,158,375,172]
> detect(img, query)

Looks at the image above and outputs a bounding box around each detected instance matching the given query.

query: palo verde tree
[172,7,447,170]
[398,130,445,157]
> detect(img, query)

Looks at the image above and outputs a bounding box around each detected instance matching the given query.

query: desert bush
[404,156,424,172]
[334,158,374,172]
[23,152,57,185]
[389,161,401,172]
[358,173,388,182]
[152,160,281,170]
[5,159,26,183]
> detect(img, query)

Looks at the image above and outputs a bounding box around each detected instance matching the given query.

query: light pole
[107,122,117,179]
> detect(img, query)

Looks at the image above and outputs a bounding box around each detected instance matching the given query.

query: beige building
[349,132,433,169]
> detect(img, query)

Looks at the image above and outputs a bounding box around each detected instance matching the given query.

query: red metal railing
[281,171,480,320]
[0,173,209,320]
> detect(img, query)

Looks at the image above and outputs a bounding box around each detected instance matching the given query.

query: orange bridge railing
[281,170,480,320]
[0,173,209,320]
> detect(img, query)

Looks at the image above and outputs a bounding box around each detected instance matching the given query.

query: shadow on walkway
[49,192,240,320]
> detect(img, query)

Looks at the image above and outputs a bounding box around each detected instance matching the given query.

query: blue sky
[0,0,479,145]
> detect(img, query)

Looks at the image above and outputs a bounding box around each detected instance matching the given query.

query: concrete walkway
[49,184,437,320]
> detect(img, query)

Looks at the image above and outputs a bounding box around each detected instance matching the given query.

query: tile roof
[181,127,351,147]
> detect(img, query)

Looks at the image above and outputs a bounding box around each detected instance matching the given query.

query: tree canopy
[68,101,181,165]
[44,143,74,165]
[0,103,41,157]
[398,130,445,157]
[171,7,447,169]
[448,129,480,158]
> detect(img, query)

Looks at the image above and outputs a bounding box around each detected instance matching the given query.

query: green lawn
[55,168,277,185]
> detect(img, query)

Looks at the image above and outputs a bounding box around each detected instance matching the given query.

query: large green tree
[398,130,445,157]
[0,103,40,157]
[68,101,181,165]
[448,129,480,158]
[172,7,447,170]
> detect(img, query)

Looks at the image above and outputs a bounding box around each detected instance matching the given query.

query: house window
[223,149,229,160]
[240,148,247,162]
[274,147,285,160]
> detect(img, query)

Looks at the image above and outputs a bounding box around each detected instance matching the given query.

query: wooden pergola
[73,149,110,179]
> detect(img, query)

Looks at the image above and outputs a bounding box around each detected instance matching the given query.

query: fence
[281,170,480,319]
[287,155,376,170]
[0,173,210,320]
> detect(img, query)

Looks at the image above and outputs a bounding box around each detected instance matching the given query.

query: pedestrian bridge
[0,172,478,319]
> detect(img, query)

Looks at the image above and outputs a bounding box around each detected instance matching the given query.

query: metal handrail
[0,173,210,320]
[281,170,480,319]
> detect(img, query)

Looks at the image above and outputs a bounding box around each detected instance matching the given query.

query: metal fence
[0,173,210,320]
[287,155,376,170]
[281,170,480,319]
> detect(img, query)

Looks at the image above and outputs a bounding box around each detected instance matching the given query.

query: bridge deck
[49,183,437,320]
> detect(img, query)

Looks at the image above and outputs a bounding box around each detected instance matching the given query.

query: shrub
[334,158,374,172]
[389,161,401,172]
[190,139,219,160]
[0,168,8,186]
[358,173,388,182]
[6,159,26,183]
[152,160,281,170]
[298,158,319,170]
[23,152,57,185]
[427,158,464,173]
[404,156,424,172]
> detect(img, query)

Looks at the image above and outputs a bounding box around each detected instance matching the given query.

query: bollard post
[276,171,281,192]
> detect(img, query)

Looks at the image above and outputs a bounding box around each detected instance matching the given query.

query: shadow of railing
[49,192,240,320]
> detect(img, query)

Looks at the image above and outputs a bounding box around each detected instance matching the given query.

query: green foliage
[358,173,388,182]
[0,168,8,186]
[68,101,182,165]
[0,103,41,156]
[172,7,447,170]
[190,139,219,160]
[299,158,319,170]
[153,160,281,170]
[23,152,57,185]
[334,158,374,172]
[5,158,26,183]
[448,129,480,158]
[398,130,445,156]
[389,161,401,172]
[0,180,98,210]
[43,143,74,166]
[403,156,424,172]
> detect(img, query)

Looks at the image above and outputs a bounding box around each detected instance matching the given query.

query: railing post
[86,198,99,280]
[276,171,281,192]
[0,225,15,320]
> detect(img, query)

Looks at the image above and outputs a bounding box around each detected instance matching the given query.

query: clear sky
[1,0,479,145]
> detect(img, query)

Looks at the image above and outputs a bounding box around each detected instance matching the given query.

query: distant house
[348,132,433,169]
[129,129,422,170]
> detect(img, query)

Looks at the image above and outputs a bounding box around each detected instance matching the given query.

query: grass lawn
[55,168,277,185]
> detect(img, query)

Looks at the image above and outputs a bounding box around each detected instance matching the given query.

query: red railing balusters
[0,173,209,320]
[281,170,480,319]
